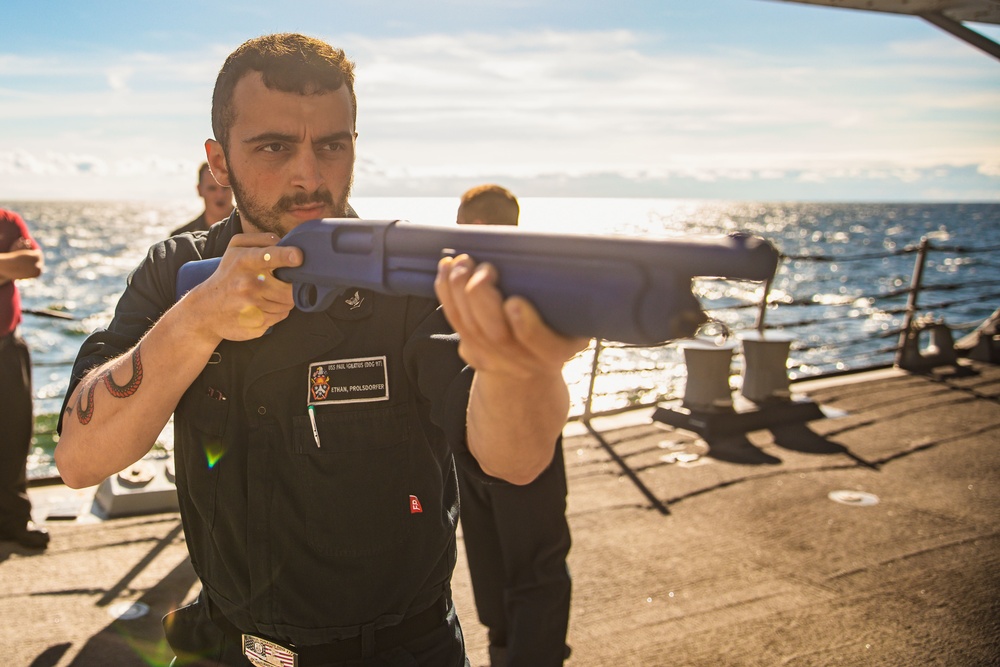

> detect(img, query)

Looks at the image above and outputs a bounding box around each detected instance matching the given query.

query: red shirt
[0,209,38,336]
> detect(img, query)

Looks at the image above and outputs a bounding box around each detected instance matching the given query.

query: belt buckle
[243,633,298,667]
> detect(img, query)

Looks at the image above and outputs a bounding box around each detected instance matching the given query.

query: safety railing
[27,237,1000,475]
[570,238,1000,421]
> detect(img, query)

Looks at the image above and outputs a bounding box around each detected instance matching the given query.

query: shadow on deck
[4,361,999,666]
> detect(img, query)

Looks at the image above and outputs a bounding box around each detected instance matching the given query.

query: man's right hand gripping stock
[184,233,303,343]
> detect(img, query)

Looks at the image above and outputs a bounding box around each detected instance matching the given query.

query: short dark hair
[211,33,357,150]
[458,184,519,226]
[197,161,212,182]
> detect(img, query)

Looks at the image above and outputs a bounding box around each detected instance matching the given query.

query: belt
[217,595,449,666]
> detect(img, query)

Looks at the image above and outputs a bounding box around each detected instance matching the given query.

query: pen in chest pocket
[307,405,322,448]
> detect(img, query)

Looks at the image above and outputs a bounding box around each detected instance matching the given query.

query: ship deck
[3,360,998,666]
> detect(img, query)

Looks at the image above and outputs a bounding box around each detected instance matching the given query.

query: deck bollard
[94,457,179,518]
[955,307,1000,363]
[738,331,794,403]
[654,333,822,437]
[678,339,737,412]
[898,319,958,370]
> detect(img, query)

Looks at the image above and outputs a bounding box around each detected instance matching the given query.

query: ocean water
[5,198,999,477]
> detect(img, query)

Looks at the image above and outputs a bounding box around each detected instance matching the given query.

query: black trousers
[457,442,572,666]
[0,331,33,534]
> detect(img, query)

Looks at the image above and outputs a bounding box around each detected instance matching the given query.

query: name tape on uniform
[308,356,389,405]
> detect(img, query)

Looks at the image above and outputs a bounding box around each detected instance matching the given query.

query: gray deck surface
[3,361,998,666]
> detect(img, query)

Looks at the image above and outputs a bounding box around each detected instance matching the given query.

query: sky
[1,0,999,202]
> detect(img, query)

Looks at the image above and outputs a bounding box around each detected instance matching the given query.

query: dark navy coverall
[61,211,490,666]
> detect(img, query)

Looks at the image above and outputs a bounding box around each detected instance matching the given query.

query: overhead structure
[766,0,1000,59]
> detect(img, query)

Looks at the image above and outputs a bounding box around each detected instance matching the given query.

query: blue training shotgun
[176,218,779,345]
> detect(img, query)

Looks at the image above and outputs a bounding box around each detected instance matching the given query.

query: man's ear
[205,139,230,187]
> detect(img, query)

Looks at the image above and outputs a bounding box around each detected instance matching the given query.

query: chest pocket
[289,404,413,556]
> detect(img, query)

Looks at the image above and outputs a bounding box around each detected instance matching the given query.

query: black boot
[0,522,50,549]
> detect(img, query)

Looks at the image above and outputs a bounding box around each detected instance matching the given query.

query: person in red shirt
[0,208,48,549]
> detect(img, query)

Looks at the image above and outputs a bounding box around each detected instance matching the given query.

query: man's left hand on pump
[434,254,588,376]
[436,254,586,483]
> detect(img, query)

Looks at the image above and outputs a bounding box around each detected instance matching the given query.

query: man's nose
[290,150,324,192]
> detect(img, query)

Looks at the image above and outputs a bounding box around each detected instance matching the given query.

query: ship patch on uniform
[307,356,389,405]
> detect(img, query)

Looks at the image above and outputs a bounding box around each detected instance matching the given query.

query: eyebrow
[242,131,354,146]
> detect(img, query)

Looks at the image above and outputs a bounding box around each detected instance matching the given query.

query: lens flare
[203,440,226,469]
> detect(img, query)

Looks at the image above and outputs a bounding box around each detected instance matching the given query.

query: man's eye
[322,142,345,152]
[261,143,286,153]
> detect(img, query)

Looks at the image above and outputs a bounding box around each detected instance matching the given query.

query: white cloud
[0,28,997,200]
[888,36,979,59]
[978,162,1000,177]
[342,29,999,179]
[105,66,134,91]
[0,149,108,176]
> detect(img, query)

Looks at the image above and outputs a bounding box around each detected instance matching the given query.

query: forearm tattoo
[67,346,144,425]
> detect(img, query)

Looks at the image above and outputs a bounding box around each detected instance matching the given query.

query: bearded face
[228,166,352,237]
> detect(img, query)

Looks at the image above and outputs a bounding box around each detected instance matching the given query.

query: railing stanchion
[756,274,775,333]
[896,237,930,367]
[582,338,604,423]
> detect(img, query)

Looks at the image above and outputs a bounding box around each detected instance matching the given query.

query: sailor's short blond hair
[457,184,519,226]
